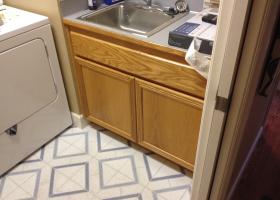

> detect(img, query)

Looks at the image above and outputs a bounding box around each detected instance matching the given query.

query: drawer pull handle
[5,125,17,136]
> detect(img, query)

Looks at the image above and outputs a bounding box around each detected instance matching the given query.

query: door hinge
[215,96,230,113]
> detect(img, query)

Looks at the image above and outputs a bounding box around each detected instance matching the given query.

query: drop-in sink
[78,3,186,37]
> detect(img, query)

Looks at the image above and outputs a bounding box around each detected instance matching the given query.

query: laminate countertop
[63,4,197,54]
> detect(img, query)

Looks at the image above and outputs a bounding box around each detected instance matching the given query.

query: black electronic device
[202,13,218,25]
[168,22,200,49]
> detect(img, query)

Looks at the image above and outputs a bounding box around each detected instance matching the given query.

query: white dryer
[0,6,72,175]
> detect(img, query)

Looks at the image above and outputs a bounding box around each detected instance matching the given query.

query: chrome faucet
[125,0,181,16]
[145,0,152,7]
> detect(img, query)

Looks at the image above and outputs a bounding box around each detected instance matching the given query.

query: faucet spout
[146,0,152,6]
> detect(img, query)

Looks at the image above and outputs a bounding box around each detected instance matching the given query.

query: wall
[5,0,80,114]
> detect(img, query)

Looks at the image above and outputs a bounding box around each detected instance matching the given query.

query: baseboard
[71,112,88,129]
[227,126,264,199]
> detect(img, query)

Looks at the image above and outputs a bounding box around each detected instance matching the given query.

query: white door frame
[191,0,251,199]
[210,0,280,199]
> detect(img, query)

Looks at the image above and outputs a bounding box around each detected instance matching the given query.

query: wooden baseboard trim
[71,112,88,129]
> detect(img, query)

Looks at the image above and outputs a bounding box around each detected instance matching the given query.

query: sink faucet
[125,0,180,16]
[145,0,152,7]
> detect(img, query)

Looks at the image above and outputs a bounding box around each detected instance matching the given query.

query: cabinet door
[75,57,136,141]
[136,79,203,170]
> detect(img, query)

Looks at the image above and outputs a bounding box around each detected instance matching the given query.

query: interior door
[242,20,280,153]
[226,15,280,199]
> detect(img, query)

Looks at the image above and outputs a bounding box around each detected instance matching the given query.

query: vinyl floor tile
[0,125,192,200]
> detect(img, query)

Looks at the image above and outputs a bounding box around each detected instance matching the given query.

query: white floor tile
[106,172,134,187]
[140,187,154,200]
[9,173,33,186]
[4,187,32,200]
[168,176,192,188]
[47,154,92,169]
[19,173,40,197]
[102,164,118,185]
[69,165,88,190]
[0,125,193,200]
[0,178,18,199]
[60,133,85,146]
[62,127,83,135]
[56,179,84,194]
[56,139,72,155]
[156,187,189,200]
[52,172,69,194]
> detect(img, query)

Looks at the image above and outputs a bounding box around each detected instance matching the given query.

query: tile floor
[0,125,192,200]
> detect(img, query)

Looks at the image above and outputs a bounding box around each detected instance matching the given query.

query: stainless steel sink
[78,3,186,37]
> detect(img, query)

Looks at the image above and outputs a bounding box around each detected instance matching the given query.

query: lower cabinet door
[75,57,137,141]
[135,79,203,170]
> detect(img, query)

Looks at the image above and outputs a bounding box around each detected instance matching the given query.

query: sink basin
[78,3,186,37]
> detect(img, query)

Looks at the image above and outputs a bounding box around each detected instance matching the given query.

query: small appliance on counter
[88,0,98,10]
[168,9,217,55]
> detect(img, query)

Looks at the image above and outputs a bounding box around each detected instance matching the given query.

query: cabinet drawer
[75,57,137,141]
[70,31,206,99]
[136,79,203,170]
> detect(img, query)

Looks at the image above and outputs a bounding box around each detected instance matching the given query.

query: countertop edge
[62,7,199,59]
[63,18,188,59]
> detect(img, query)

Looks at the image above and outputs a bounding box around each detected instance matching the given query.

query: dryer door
[0,38,57,134]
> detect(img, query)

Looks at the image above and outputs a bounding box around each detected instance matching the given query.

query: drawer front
[136,79,203,170]
[70,31,206,99]
[75,57,137,141]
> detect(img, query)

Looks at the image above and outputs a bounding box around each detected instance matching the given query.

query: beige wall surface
[5,0,80,114]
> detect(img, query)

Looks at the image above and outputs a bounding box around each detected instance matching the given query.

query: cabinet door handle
[258,57,280,97]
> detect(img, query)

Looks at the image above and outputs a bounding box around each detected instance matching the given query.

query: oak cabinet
[65,23,206,171]
[135,79,203,170]
[75,57,137,141]
[69,31,206,99]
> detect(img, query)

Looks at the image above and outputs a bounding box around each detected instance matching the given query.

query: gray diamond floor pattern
[0,125,192,200]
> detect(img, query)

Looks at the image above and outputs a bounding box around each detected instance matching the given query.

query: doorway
[209,1,280,198]
[231,17,280,200]
[231,83,280,200]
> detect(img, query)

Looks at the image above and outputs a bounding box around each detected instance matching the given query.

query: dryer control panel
[0,6,48,41]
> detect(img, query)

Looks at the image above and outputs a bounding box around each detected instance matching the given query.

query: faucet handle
[175,0,189,13]
[143,0,152,7]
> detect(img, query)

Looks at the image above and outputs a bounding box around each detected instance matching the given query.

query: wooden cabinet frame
[136,79,203,170]
[75,57,137,141]
[64,22,206,172]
